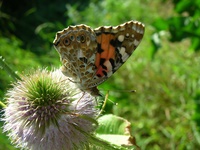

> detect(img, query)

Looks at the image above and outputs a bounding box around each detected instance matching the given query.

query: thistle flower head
[2,69,98,150]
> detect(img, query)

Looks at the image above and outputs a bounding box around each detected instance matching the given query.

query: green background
[0,0,200,149]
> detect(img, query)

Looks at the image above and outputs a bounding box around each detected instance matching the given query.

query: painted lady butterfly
[53,21,145,96]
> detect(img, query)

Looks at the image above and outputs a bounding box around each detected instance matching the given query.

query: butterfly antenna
[99,89,137,94]
[97,90,119,117]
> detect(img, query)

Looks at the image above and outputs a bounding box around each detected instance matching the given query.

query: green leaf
[174,0,192,14]
[152,18,168,31]
[96,114,139,149]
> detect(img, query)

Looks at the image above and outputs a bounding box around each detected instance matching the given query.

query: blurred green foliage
[0,0,200,149]
[152,0,200,57]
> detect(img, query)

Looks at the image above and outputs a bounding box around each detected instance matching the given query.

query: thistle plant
[1,56,138,150]
[2,69,99,150]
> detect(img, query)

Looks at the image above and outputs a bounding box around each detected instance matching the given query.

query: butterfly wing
[93,21,145,82]
[53,21,145,95]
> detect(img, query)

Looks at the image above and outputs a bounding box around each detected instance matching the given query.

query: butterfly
[53,21,145,96]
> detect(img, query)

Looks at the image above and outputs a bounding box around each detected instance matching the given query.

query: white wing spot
[86,40,90,46]
[132,25,136,31]
[104,60,112,77]
[120,47,126,56]
[77,49,84,58]
[122,53,129,62]
[118,35,125,42]
[134,39,140,46]
[139,28,144,34]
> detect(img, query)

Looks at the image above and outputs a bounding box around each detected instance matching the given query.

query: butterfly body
[53,21,145,96]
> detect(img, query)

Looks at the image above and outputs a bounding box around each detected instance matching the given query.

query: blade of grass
[0,56,21,81]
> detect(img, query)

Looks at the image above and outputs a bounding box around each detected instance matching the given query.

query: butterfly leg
[96,90,109,118]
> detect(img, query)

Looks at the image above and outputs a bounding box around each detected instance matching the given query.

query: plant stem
[0,101,6,108]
